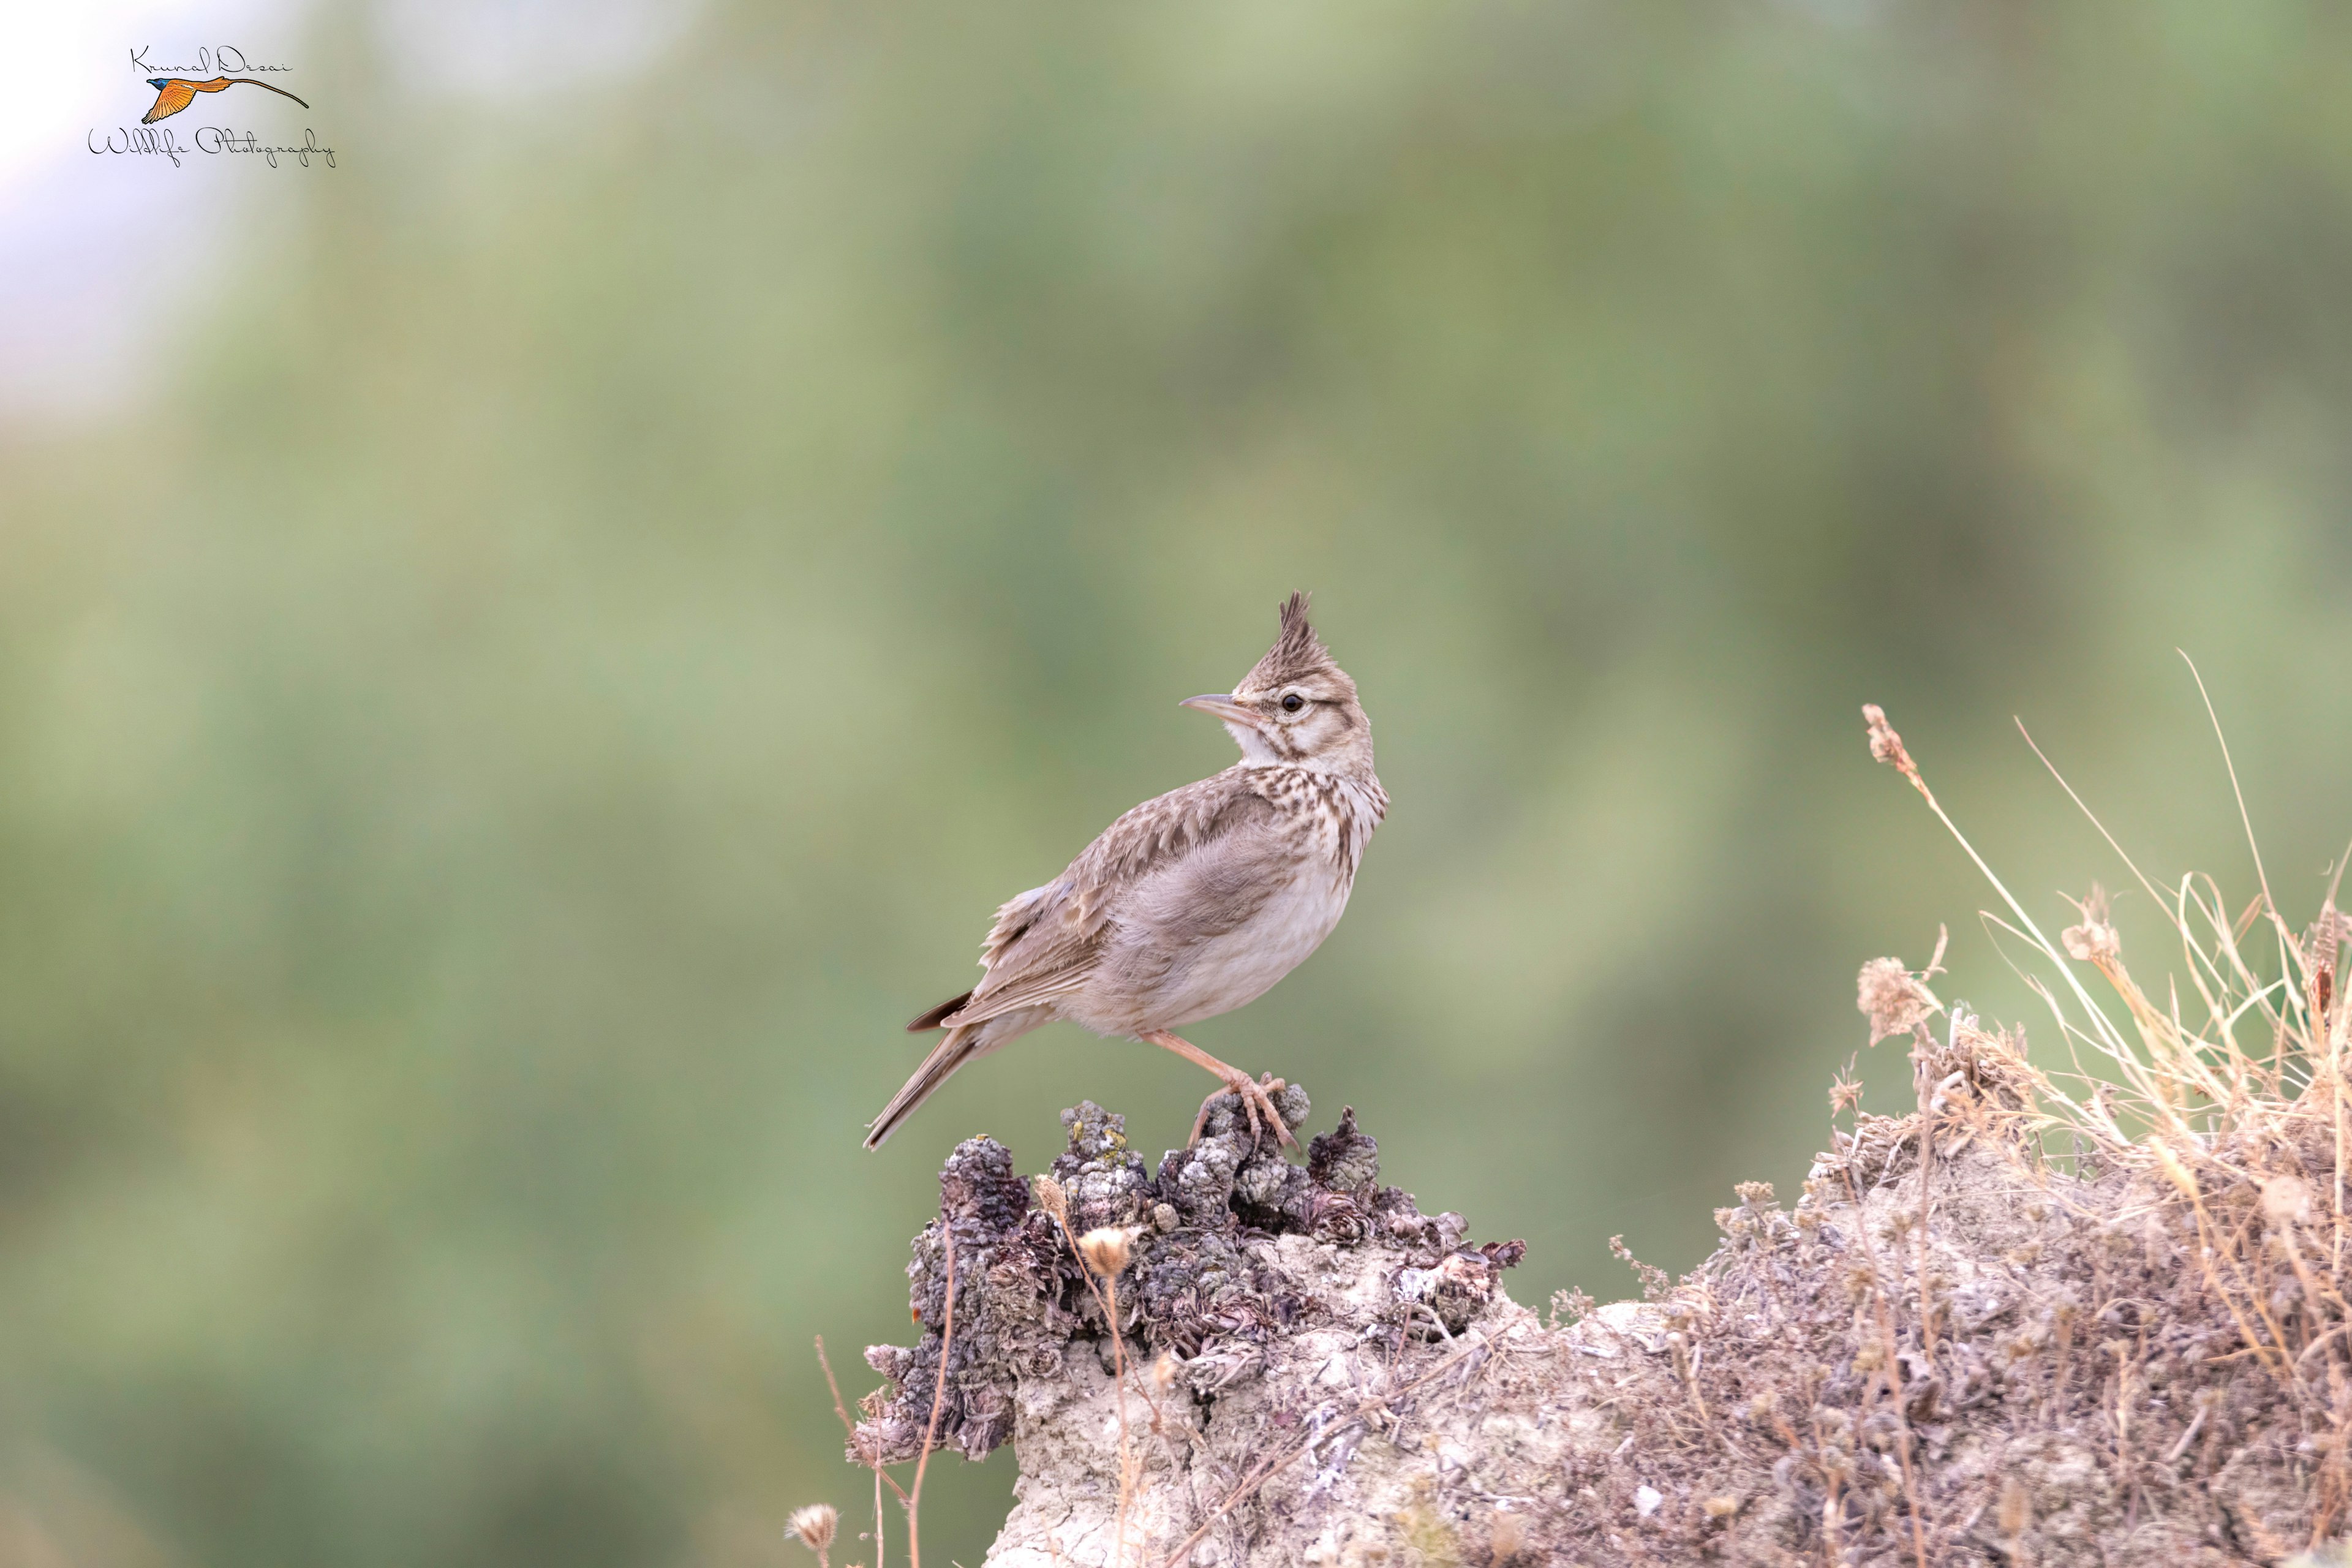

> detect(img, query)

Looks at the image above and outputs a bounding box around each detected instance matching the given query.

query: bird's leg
[1139,1031,1299,1152]
[1191,1073,1294,1150]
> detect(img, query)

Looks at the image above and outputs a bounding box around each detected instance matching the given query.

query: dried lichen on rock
[856,1088,1531,1562]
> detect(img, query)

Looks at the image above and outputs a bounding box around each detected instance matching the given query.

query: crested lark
[866,593,1387,1152]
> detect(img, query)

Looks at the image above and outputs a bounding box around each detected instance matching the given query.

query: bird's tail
[229,78,312,109]
[864,1015,1024,1150]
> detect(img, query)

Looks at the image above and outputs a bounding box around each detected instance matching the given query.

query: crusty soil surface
[856,1037,2342,1565]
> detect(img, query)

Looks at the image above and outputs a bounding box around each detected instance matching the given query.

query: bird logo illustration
[140,77,309,125]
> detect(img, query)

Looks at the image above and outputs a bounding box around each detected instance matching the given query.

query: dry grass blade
[816,1334,901,1568]
[1869,697,2351,1446]
[906,1225,955,1568]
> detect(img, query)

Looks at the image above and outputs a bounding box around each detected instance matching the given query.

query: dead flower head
[1151,1350,1178,1393]
[2061,885,2121,965]
[2261,1174,2312,1230]
[1858,956,1939,1046]
[1861,703,1913,773]
[787,1504,839,1560]
[1033,1174,1069,1226]
[1078,1226,1136,1278]
[1830,1055,1866,1114]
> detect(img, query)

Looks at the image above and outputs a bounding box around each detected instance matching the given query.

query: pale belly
[1140,867,1353,1030]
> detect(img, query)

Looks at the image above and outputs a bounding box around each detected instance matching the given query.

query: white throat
[1226,723,1281,764]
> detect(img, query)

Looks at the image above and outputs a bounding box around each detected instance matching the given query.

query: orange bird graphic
[141,76,309,125]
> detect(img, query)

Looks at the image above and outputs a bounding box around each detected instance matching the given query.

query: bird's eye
[1281,693,1305,712]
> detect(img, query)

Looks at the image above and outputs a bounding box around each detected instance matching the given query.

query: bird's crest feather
[1243,590,1346,693]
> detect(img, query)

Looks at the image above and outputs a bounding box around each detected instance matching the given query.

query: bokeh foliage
[6,1,2352,1562]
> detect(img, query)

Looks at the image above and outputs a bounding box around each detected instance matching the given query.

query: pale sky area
[0,0,695,422]
[0,0,298,421]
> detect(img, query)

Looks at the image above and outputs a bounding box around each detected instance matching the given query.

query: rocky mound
[851,1036,2338,1566]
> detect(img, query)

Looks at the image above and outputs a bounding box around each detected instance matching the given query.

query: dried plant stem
[1047,1207,1116,1332]
[2179,1182,2298,1389]
[1914,1034,1938,1365]
[1864,706,2142,1108]
[816,1333,904,1567]
[2182,652,2285,954]
[1107,1275,1136,1564]
[1838,1163,1932,1568]
[907,1225,956,1568]
[1046,1207,1174,1564]
[817,1338,910,1500]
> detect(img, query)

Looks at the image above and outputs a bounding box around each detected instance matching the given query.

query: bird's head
[1181,592,1374,775]
[148,78,171,89]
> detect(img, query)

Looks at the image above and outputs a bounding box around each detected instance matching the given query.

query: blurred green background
[7,1,2352,1562]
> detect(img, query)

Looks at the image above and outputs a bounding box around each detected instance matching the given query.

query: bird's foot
[1189,1072,1300,1153]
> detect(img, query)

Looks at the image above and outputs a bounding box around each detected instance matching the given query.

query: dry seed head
[2061,885,2121,965]
[1150,1351,1177,1393]
[1857,956,1939,1046]
[1828,1071,1864,1114]
[788,1504,839,1554]
[1077,1226,1135,1278]
[1861,703,1910,771]
[2306,907,2349,978]
[1033,1175,1068,1225]
[2261,1174,2312,1229]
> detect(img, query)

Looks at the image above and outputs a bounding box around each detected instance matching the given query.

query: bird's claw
[1189,1072,1300,1153]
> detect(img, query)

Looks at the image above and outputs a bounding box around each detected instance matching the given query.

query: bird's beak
[1180,693,1264,731]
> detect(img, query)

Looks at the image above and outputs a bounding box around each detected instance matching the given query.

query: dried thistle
[1033,1174,1069,1226]
[2060,884,2121,965]
[1830,1055,1866,1115]
[1077,1226,1135,1278]
[1858,956,1940,1046]
[788,1504,839,1566]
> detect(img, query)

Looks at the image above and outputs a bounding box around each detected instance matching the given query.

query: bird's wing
[142,80,198,123]
[938,769,1273,1028]
[979,881,1059,968]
